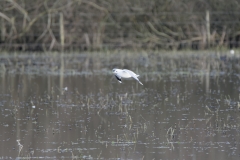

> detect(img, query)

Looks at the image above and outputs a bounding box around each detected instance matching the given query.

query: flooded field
[0,51,240,159]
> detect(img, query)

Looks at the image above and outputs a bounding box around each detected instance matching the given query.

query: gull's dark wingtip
[115,75,122,83]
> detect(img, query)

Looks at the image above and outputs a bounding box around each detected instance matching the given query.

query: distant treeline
[0,0,240,51]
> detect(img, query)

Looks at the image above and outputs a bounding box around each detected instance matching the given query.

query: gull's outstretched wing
[123,69,143,85]
[115,75,122,83]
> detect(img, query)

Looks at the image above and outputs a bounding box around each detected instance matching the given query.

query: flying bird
[112,68,143,85]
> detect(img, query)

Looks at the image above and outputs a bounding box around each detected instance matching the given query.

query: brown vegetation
[0,0,240,51]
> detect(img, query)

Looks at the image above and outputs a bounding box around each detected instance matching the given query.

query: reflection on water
[0,52,240,159]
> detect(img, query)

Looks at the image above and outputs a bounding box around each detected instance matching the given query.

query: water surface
[0,52,240,159]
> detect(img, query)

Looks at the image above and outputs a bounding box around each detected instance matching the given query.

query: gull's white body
[112,69,143,85]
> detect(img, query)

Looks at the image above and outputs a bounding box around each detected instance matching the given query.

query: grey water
[0,52,239,159]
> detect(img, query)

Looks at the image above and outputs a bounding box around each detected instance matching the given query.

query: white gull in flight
[112,68,143,85]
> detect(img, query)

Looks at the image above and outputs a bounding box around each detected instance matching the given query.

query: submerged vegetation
[0,0,240,51]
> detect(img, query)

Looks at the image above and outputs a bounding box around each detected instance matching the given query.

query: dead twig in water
[17,139,23,157]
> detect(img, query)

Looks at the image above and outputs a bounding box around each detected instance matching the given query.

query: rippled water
[0,52,240,159]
